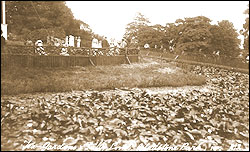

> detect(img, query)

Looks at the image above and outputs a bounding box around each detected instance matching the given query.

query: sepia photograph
[1,1,249,151]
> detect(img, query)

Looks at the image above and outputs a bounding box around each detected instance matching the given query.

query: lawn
[1,58,206,95]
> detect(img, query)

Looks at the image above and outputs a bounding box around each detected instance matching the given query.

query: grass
[1,58,206,95]
[140,49,249,70]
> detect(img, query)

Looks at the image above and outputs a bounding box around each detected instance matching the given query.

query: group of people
[33,35,83,56]
[34,39,71,56]
[89,37,128,56]
[1,33,135,57]
[32,38,128,56]
[91,37,110,49]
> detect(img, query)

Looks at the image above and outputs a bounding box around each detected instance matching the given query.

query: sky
[66,1,248,46]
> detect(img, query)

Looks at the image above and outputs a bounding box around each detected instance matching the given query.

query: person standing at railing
[102,37,110,55]
[91,37,99,56]
[91,37,99,48]
[144,43,150,55]
[35,40,47,55]
[76,36,81,48]
[60,43,69,56]
[144,43,150,49]
[97,40,104,56]
[120,38,127,55]
[102,37,110,48]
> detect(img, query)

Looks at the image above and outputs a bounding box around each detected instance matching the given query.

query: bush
[26,27,66,42]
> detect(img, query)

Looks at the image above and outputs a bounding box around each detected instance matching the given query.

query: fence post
[89,57,95,66]
[125,47,131,64]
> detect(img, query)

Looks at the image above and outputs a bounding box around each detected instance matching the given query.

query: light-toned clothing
[120,41,127,48]
[68,35,74,47]
[77,37,81,47]
[92,38,99,48]
[35,40,47,55]
[144,43,150,49]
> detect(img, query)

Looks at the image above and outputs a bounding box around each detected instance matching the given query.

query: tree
[5,1,93,44]
[162,16,240,57]
[240,4,249,53]
[163,23,181,52]
[123,12,151,47]
[78,29,93,47]
[136,25,160,48]
[102,37,110,48]
[150,24,166,49]
[25,27,66,43]
[210,20,241,57]
[173,16,213,54]
[70,19,93,47]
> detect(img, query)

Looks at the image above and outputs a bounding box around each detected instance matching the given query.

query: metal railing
[2,45,140,56]
[141,49,249,70]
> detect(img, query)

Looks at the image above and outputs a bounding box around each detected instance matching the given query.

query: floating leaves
[184,131,195,141]
[63,137,78,146]
[1,66,249,151]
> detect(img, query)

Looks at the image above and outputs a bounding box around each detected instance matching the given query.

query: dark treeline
[124,9,249,58]
[5,2,249,57]
[5,1,107,47]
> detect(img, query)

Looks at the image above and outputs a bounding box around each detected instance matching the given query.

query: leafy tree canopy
[210,20,241,57]
[123,13,241,57]
[240,4,249,53]
[5,1,95,47]
[123,12,151,47]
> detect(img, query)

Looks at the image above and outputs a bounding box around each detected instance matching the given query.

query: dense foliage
[174,16,212,54]
[123,12,151,47]
[5,2,247,55]
[124,13,243,57]
[240,4,249,54]
[210,20,241,57]
[5,1,93,46]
